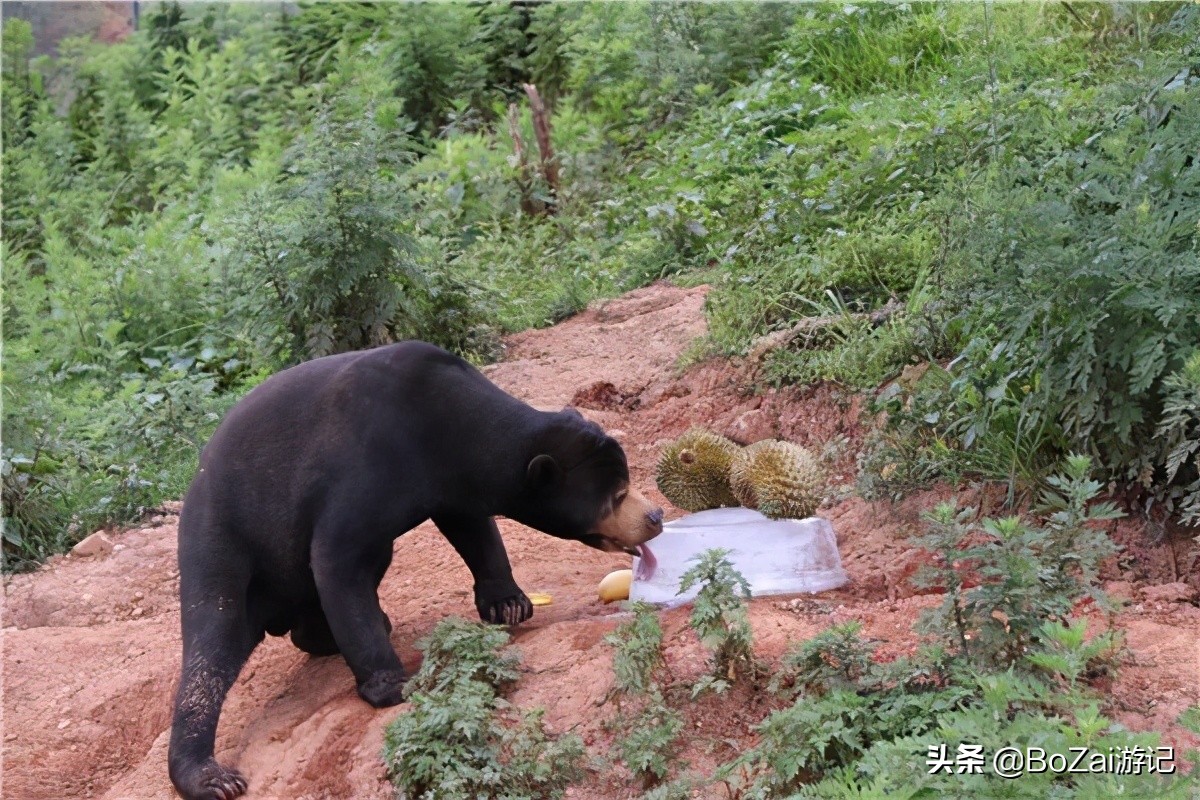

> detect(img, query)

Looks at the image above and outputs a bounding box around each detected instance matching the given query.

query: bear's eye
[614,489,628,505]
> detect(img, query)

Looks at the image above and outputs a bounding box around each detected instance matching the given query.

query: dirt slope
[3,282,1198,800]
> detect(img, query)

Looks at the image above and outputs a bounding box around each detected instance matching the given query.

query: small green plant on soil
[604,601,683,788]
[679,548,755,694]
[767,621,875,697]
[912,454,1122,668]
[606,600,669,697]
[382,618,584,800]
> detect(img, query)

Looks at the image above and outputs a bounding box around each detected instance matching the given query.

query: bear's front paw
[477,589,534,626]
[357,669,408,708]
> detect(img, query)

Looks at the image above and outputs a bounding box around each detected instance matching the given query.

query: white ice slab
[630,506,848,607]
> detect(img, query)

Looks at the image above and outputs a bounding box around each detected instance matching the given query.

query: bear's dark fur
[168,341,662,800]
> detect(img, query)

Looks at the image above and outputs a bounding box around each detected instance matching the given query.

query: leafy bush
[722,634,972,796]
[605,600,668,696]
[678,549,755,691]
[717,459,1195,797]
[912,456,1122,668]
[1154,351,1200,526]
[616,699,684,789]
[941,60,1200,508]
[565,2,798,136]
[791,665,1198,799]
[604,602,683,788]
[383,619,584,800]
[768,621,874,698]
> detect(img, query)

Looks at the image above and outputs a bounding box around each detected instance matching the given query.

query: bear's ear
[526,454,563,488]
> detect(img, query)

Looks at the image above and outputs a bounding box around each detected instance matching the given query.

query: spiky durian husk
[655,428,740,512]
[729,439,825,520]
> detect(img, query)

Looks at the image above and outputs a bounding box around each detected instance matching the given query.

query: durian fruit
[656,428,740,512]
[729,439,825,520]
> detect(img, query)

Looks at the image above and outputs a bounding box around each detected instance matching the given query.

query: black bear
[168,341,663,800]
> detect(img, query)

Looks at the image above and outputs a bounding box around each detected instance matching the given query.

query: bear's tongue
[634,543,657,581]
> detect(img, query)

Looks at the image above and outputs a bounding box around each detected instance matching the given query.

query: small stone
[133,592,144,601]
[1141,582,1195,603]
[4,733,16,741]
[71,532,113,558]
[81,593,93,603]
[57,719,71,730]
[112,544,127,553]
[131,608,144,618]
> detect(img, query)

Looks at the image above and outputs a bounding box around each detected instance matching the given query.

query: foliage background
[3,2,1198,570]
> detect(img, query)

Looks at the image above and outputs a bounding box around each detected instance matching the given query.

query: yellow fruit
[729,439,825,520]
[655,428,740,512]
[598,569,633,603]
[528,592,553,606]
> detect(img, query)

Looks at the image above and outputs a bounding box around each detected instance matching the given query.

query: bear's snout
[593,487,663,547]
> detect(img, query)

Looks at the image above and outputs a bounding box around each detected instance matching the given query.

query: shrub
[943,67,1200,509]
[768,621,874,698]
[604,602,683,788]
[912,456,1122,668]
[382,619,584,800]
[678,549,754,691]
[605,600,668,696]
[1154,351,1200,526]
[723,633,971,796]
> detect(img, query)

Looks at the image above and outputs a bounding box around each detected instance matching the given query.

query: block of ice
[630,506,848,606]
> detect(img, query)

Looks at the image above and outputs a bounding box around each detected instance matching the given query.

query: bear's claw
[208,771,247,800]
[483,592,533,626]
[174,759,247,800]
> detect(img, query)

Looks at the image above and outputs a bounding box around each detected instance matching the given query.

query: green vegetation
[595,468,1198,797]
[381,618,584,800]
[678,547,756,692]
[604,601,683,788]
[4,2,1198,566]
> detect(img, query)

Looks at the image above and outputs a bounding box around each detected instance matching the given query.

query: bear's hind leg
[169,585,263,800]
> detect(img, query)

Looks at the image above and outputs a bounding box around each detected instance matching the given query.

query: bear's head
[513,409,663,558]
